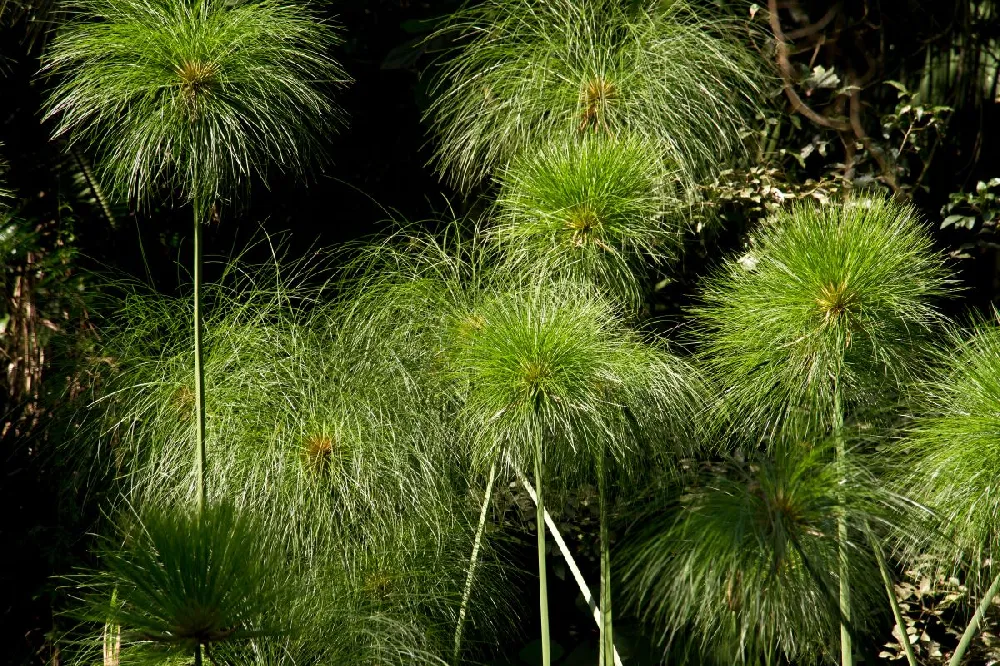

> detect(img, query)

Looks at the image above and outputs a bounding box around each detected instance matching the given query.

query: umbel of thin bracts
[620,441,900,665]
[425,0,763,192]
[448,279,699,478]
[695,193,952,442]
[899,316,1000,588]
[77,252,460,549]
[42,0,347,212]
[69,501,290,665]
[71,251,504,663]
[493,133,684,310]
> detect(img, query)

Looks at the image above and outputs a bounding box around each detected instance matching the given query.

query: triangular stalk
[453,462,498,664]
[534,433,551,666]
[512,464,622,666]
[833,381,852,666]
[193,203,207,514]
[867,524,917,666]
[948,567,1000,666]
[597,455,614,666]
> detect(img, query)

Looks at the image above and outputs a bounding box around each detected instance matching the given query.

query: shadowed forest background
[6,0,1000,664]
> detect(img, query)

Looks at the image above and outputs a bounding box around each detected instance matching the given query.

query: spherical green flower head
[80,256,459,553]
[73,501,289,664]
[493,134,682,309]
[42,0,346,212]
[901,318,1000,583]
[621,443,888,665]
[450,279,699,477]
[426,0,762,192]
[696,194,952,441]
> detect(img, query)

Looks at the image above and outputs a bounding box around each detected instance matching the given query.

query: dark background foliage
[4,0,1000,663]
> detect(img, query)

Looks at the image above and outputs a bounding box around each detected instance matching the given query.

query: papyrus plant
[42,0,346,511]
[425,0,762,192]
[493,133,683,310]
[691,194,952,665]
[448,279,699,666]
[899,317,1000,666]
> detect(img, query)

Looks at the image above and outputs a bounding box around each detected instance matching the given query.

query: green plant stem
[867,524,917,666]
[534,435,551,666]
[833,382,853,666]
[511,463,622,666]
[453,462,498,664]
[193,204,207,514]
[598,456,614,666]
[195,642,203,666]
[949,567,1000,666]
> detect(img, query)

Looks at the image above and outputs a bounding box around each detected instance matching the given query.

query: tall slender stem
[949,567,1000,666]
[193,204,207,514]
[598,456,614,666]
[867,524,917,666]
[194,642,203,666]
[833,380,853,666]
[453,462,498,664]
[512,463,622,666]
[534,436,551,666]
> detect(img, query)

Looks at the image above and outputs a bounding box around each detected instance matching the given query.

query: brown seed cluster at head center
[579,77,617,131]
[520,360,553,403]
[176,59,217,116]
[170,384,195,417]
[816,280,857,325]
[456,313,487,340]
[564,205,601,247]
[302,433,335,475]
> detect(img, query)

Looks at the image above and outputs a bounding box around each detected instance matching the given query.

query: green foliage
[425,0,762,191]
[938,178,1000,260]
[695,194,952,441]
[449,279,700,478]
[692,165,848,232]
[621,443,894,665]
[68,249,512,662]
[880,81,952,190]
[70,501,290,663]
[42,0,346,212]
[899,317,1000,585]
[493,133,682,309]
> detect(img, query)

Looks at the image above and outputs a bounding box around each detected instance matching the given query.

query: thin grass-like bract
[425,0,762,192]
[622,441,902,665]
[493,133,682,309]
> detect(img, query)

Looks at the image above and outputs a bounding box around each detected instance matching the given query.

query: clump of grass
[69,500,291,665]
[450,280,697,476]
[695,194,952,442]
[493,134,683,309]
[899,317,1000,582]
[449,278,701,665]
[42,0,346,210]
[425,0,763,191]
[621,441,897,665]
[70,247,509,663]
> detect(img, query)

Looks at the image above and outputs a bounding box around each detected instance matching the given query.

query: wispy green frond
[42,0,347,211]
[897,315,1000,585]
[493,133,683,309]
[67,247,509,662]
[80,251,461,543]
[621,442,896,665]
[68,501,290,664]
[695,194,953,441]
[425,0,763,191]
[335,221,495,379]
[449,279,701,479]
